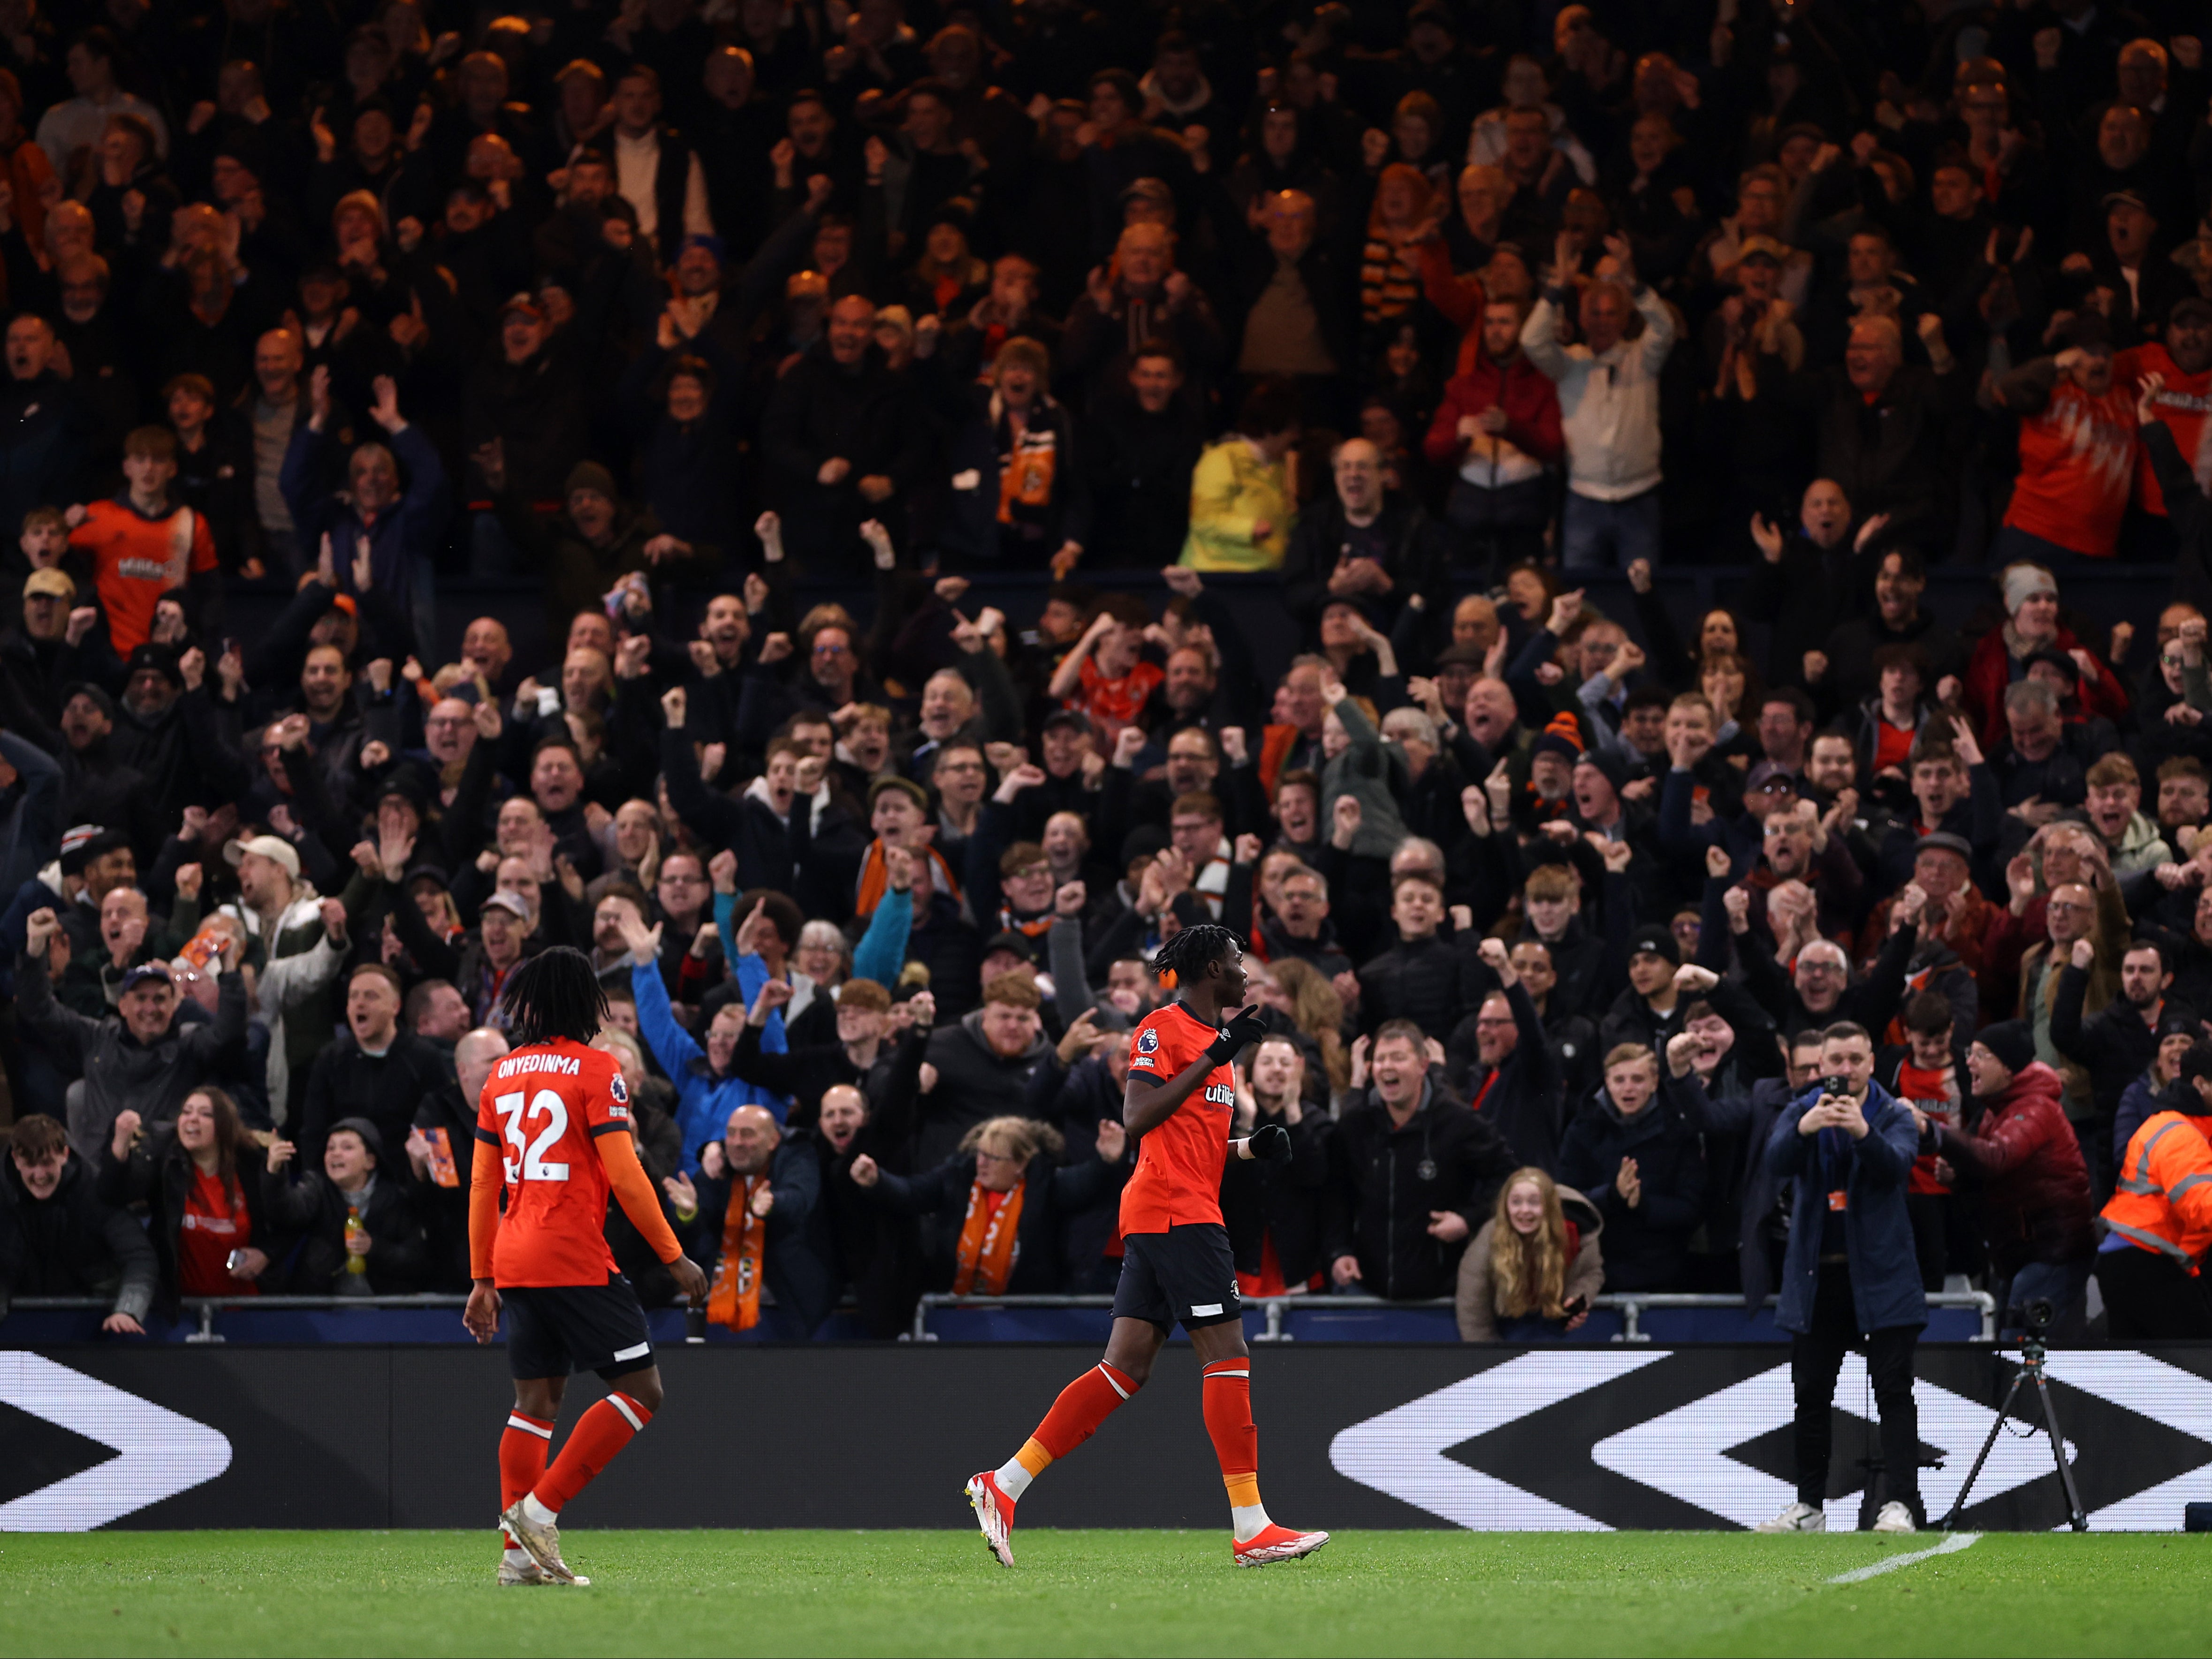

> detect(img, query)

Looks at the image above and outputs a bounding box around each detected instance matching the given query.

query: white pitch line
[1827,1532,1982,1583]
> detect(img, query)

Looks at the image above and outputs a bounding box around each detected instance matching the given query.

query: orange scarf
[854,837,961,920]
[707,1176,767,1330]
[996,421,1058,524]
[951,1180,1025,1296]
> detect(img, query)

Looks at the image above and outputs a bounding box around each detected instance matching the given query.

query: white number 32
[494,1089,571,1182]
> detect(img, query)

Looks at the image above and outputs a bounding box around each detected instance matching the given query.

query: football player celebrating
[964,923,1330,1567]
[464,946,709,1585]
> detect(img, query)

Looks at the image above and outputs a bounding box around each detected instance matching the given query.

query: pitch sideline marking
[1826,1532,1981,1584]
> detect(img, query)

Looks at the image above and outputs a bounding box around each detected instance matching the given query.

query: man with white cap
[220,832,348,1126]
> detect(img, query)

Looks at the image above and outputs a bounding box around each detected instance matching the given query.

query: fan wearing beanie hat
[1525,712,1585,821]
[1597,924,1686,1053]
[1964,560,2127,750]
[1969,1019,2037,1085]
[259,1113,436,1296]
[1999,562,2057,621]
[1572,746,1633,825]
[1933,1018,2098,1340]
[540,455,699,636]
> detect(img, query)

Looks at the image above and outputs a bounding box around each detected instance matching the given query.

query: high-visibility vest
[2099,1111,2212,1273]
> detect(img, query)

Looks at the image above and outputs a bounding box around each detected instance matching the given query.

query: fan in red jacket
[1422,330,1564,477]
[1421,295,1563,574]
[1925,1025,2096,1317]
[2113,298,2212,519]
[1961,562,2128,753]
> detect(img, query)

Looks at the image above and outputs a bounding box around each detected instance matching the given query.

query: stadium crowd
[4,0,2212,1346]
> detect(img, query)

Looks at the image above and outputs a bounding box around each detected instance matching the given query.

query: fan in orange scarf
[669,1104,787,1331]
[850,1114,1130,1296]
[854,779,962,921]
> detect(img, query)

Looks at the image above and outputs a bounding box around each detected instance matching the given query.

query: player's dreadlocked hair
[499,946,610,1046]
[1153,922,1245,990]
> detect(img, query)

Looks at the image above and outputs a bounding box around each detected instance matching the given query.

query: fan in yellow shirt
[1179,381,1300,572]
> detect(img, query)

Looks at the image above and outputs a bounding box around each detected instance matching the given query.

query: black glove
[1205,1005,1269,1064]
[1247,1122,1292,1165]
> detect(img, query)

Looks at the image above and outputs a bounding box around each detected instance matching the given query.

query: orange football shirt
[474,1037,633,1287]
[1119,1001,1235,1233]
[69,500,218,655]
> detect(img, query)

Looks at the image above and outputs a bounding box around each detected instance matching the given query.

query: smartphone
[1821,1075,1848,1096]
[225,1250,245,1273]
[1561,1294,1588,1318]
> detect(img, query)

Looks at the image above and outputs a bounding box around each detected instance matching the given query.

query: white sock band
[1232,1502,1272,1544]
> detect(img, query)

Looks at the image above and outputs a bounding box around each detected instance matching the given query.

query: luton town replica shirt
[1120,1002,1235,1233]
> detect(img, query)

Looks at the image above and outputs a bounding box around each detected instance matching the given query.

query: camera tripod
[1939,1327,2088,1532]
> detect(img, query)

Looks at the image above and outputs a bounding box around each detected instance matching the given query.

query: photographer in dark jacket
[1757,1022,1926,1534]
[1221,1034,1333,1292]
[1556,1037,1711,1293]
[1325,1020,1516,1301]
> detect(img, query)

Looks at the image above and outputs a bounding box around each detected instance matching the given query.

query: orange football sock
[1031,1361,1137,1461]
[1201,1359,1262,1510]
[533,1393,651,1516]
[499,1411,554,1547]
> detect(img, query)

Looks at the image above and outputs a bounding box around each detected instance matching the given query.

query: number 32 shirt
[475,1037,633,1286]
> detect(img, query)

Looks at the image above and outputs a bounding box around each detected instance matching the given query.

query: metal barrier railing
[6,1294,468,1343]
[6,1288,1999,1345]
[907,1290,2000,1344]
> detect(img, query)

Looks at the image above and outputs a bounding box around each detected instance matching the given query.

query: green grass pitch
[0,1530,2205,1657]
